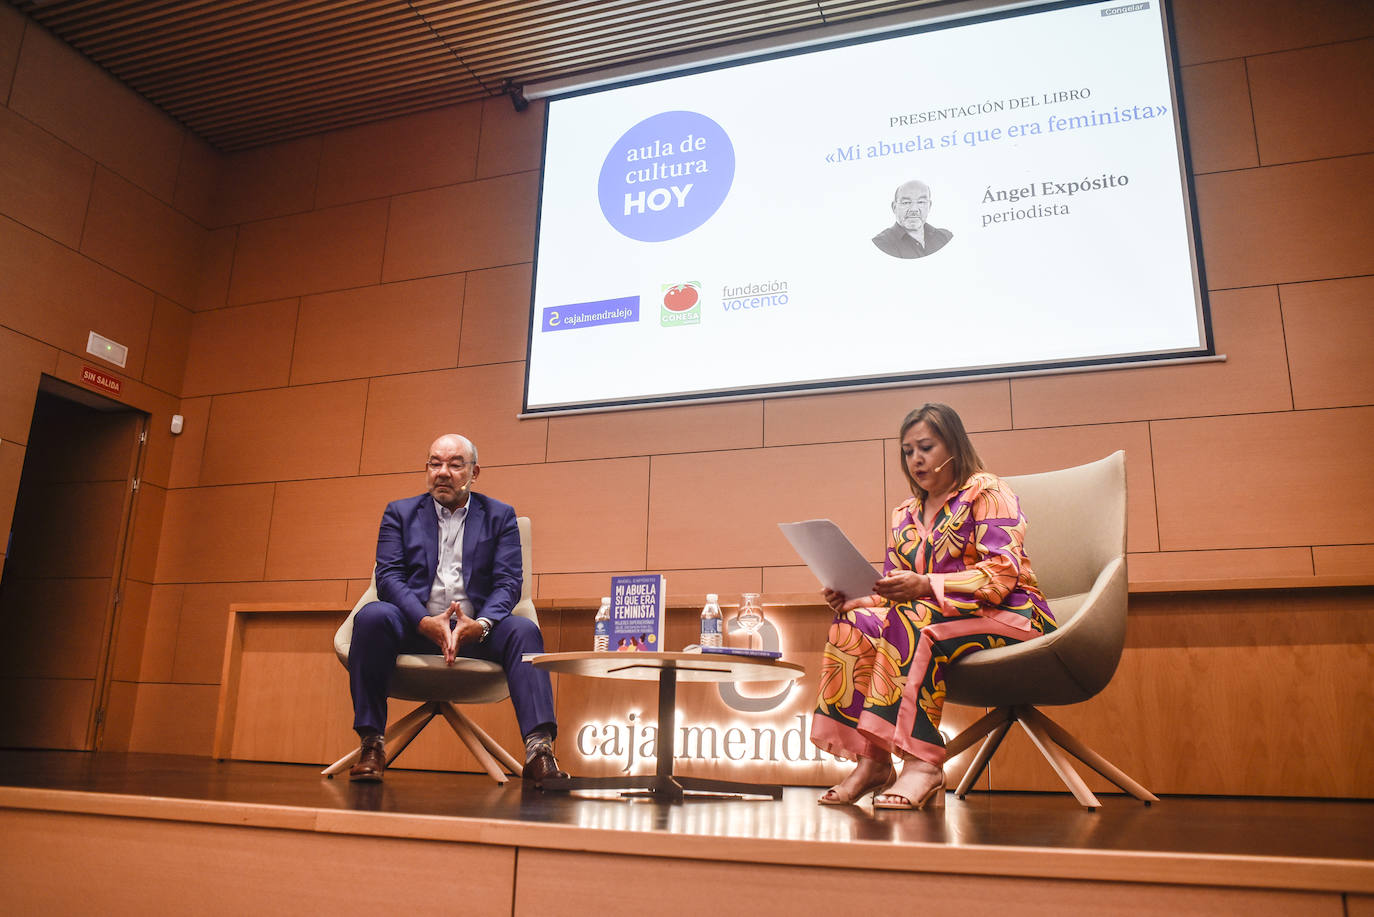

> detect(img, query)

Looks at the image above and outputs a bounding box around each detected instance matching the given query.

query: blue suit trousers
[348,600,558,741]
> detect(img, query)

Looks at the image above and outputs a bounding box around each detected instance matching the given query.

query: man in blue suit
[347,433,565,784]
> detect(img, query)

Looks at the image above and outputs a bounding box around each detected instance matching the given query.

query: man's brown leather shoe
[523,749,568,785]
[349,735,386,782]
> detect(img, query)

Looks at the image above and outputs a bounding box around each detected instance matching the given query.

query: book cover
[700,646,782,659]
[609,574,666,651]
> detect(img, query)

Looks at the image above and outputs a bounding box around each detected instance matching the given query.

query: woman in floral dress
[811,403,1057,809]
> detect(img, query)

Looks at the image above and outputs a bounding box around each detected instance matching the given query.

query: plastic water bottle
[594,596,611,651]
[700,593,723,648]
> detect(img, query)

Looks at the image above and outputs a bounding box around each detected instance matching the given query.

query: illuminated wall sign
[575,711,843,774]
[80,364,122,396]
[570,619,839,773]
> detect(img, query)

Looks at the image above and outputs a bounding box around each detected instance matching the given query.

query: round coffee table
[531,651,805,800]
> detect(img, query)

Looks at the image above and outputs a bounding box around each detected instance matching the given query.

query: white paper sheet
[778,519,880,600]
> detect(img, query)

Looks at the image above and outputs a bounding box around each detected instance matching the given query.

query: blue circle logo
[597,111,735,243]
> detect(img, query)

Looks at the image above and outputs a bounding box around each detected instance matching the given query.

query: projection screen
[523,0,1211,415]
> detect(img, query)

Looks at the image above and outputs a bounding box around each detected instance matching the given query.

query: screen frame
[521,0,1214,417]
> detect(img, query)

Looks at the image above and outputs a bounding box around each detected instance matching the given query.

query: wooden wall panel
[480,459,651,574]
[81,168,207,307]
[124,483,165,585]
[0,3,20,102]
[458,263,533,366]
[1281,276,1374,411]
[476,96,546,179]
[1010,286,1293,428]
[1171,0,1374,64]
[764,380,1010,447]
[228,199,387,305]
[649,442,887,569]
[141,297,192,400]
[1153,408,1374,550]
[1128,547,1314,583]
[174,580,350,685]
[0,810,517,916]
[0,326,56,444]
[548,400,763,462]
[0,216,156,366]
[199,380,368,485]
[1314,545,1374,579]
[539,567,764,604]
[193,226,236,311]
[382,172,539,282]
[1179,59,1258,174]
[763,565,825,595]
[263,473,419,582]
[1194,155,1374,289]
[172,134,221,231]
[101,669,138,750]
[183,299,298,397]
[516,849,1342,917]
[6,25,183,202]
[126,682,219,755]
[359,363,548,474]
[109,578,152,684]
[132,583,180,683]
[316,102,482,208]
[0,104,94,247]
[291,274,465,385]
[969,423,1159,553]
[154,484,275,583]
[212,135,322,228]
[991,589,1374,798]
[1248,38,1374,164]
[166,396,211,488]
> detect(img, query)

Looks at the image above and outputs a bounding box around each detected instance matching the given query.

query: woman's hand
[822,588,847,613]
[823,587,881,613]
[873,571,932,602]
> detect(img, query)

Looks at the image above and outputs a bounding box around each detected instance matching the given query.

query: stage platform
[1,750,1371,915]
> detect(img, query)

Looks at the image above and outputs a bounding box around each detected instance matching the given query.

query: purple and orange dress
[810,471,1057,766]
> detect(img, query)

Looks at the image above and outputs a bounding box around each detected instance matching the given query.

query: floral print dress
[810,472,1057,765]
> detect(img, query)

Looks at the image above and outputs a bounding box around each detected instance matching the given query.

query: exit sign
[80,365,123,396]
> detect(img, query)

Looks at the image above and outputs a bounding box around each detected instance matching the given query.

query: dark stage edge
[1,750,1371,894]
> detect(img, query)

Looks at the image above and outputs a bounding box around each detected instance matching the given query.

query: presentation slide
[525,0,1209,414]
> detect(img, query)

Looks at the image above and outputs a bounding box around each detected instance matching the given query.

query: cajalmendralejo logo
[660,281,701,327]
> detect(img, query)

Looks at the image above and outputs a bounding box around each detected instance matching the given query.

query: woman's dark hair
[898,402,985,499]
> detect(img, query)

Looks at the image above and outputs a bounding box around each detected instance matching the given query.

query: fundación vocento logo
[660,281,701,327]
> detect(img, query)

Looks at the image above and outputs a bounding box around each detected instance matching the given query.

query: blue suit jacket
[373,491,523,630]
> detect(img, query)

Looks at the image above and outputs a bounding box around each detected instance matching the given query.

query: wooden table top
[531,651,805,683]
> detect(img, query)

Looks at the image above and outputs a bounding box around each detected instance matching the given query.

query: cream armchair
[942,451,1158,809]
[321,516,536,783]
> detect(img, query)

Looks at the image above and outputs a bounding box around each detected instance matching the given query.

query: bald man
[872,179,953,259]
[345,434,565,785]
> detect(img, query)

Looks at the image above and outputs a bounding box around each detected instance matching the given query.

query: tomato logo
[662,282,700,312]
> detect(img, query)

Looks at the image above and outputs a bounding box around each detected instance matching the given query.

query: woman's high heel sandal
[873,773,946,811]
[817,762,897,806]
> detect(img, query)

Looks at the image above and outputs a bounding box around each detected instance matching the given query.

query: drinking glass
[734,592,765,649]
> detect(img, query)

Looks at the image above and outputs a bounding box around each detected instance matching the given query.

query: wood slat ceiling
[8,0,944,151]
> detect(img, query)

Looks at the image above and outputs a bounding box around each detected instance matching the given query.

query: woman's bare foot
[874,758,945,810]
[818,754,895,805]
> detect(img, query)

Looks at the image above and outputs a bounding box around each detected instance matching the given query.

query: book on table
[608,574,666,651]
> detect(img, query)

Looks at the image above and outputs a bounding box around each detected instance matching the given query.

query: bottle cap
[706,593,718,602]
[601,596,611,603]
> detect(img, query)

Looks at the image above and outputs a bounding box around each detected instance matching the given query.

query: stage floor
[1,750,1371,872]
